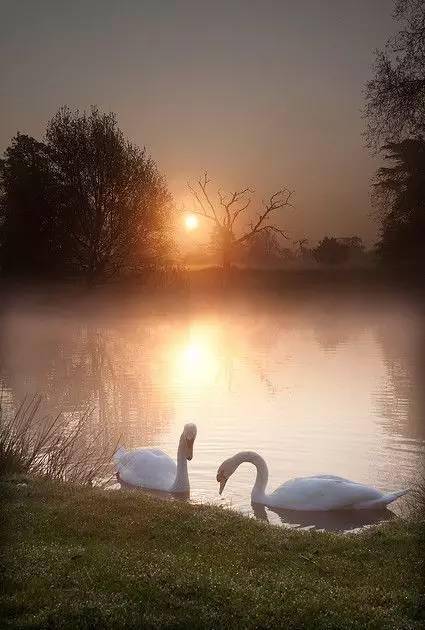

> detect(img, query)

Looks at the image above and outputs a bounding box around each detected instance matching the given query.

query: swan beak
[186,438,194,461]
[218,478,227,495]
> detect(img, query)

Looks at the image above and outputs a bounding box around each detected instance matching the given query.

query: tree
[46,107,172,280]
[294,238,308,256]
[294,238,313,263]
[0,134,61,275]
[341,236,364,250]
[188,173,293,272]
[244,229,283,266]
[364,0,425,148]
[373,138,425,265]
[313,237,350,265]
[0,107,173,281]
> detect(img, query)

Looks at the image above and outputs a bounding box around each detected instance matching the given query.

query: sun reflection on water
[171,325,221,386]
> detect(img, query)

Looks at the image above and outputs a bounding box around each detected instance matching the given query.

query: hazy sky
[0,0,396,245]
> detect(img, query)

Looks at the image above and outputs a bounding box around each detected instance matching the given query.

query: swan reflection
[251,503,395,532]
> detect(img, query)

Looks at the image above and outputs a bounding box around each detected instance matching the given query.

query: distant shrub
[313,237,350,265]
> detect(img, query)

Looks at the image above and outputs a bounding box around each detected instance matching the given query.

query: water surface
[1,289,424,530]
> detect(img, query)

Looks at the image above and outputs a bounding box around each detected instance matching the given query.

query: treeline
[185,232,367,268]
[1,101,423,281]
[0,107,172,282]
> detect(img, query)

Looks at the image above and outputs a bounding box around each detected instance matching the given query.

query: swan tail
[355,489,409,509]
[382,489,409,505]
[113,447,126,464]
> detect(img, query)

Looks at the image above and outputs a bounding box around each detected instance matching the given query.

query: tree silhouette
[373,138,425,266]
[294,238,313,262]
[313,237,350,265]
[46,107,172,280]
[188,173,293,271]
[364,0,425,148]
[0,134,61,275]
[0,107,173,281]
[244,229,284,266]
[295,238,308,254]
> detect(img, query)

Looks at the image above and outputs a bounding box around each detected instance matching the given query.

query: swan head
[216,455,239,495]
[181,423,197,461]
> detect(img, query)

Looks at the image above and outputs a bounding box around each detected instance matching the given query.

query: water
[1,288,424,531]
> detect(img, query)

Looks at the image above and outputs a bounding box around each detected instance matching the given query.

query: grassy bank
[1,478,424,629]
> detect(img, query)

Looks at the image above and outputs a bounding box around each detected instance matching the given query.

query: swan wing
[268,476,384,511]
[117,448,176,491]
[306,474,353,482]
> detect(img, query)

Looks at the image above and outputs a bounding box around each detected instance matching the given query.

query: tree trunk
[222,247,232,275]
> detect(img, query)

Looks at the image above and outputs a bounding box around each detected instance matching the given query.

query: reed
[0,394,115,485]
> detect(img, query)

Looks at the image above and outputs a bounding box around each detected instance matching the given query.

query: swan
[114,423,197,493]
[216,451,408,511]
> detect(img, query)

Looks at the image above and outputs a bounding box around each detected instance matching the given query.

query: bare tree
[294,238,308,256]
[364,0,425,149]
[188,173,293,271]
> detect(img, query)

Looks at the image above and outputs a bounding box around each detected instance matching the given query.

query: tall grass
[409,467,425,519]
[0,394,116,485]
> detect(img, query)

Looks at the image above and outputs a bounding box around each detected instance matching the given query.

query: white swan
[216,451,408,511]
[114,423,197,493]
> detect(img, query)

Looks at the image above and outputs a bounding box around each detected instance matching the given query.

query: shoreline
[1,476,423,629]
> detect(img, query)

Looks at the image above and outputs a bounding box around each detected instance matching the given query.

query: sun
[184,214,199,231]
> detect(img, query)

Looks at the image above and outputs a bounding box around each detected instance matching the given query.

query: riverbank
[1,264,424,300]
[1,478,423,629]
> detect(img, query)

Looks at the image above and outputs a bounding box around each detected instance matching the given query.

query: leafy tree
[188,173,293,272]
[364,0,425,148]
[0,134,61,275]
[0,107,173,281]
[373,138,425,265]
[46,107,172,280]
[313,237,350,265]
[341,236,364,251]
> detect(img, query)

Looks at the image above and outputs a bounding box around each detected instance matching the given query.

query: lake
[1,286,424,531]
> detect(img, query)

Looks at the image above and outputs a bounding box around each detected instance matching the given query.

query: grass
[1,478,424,629]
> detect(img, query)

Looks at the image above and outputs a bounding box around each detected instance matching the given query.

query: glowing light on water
[171,325,220,386]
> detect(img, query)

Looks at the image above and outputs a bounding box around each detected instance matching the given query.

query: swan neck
[171,434,189,492]
[235,451,268,504]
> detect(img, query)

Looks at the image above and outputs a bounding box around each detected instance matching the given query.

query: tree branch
[187,180,215,221]
[198,172,220,225]
[218,187,253,228]
[236,189,293,244]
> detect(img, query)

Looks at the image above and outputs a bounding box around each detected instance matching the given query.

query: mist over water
[1,287,424,530]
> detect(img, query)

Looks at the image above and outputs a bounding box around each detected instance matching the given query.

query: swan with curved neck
[217,451,408,511]
[114,423,197,493]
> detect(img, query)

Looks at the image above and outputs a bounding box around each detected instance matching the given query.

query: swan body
[216,451,408,511]
[114,423,197,493]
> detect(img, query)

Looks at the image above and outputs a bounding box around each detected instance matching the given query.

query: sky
[0,0,396,245]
